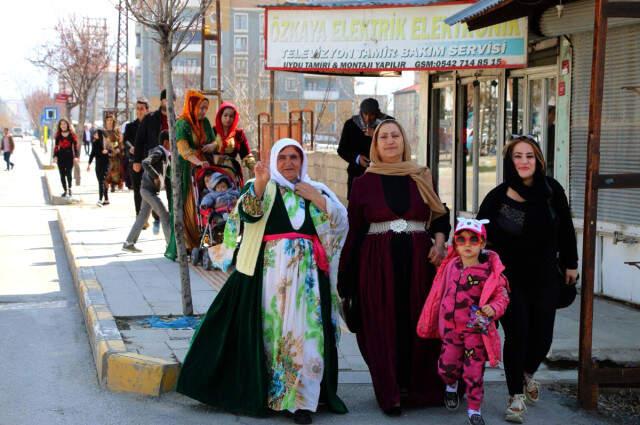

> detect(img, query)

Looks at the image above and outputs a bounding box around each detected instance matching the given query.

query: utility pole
[114,0,130,125]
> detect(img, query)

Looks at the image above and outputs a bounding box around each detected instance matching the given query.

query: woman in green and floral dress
[177,139,348,424]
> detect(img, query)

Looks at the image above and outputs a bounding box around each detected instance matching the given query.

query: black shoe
[383,406,402,416]
[468,413,485,425]
[102,199,110,205]
[61,191,67,197]
[444,390,459,411]
[68,189,72,197]
[293,410,312,424]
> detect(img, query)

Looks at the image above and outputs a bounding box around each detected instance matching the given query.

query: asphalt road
[0,139,613,425]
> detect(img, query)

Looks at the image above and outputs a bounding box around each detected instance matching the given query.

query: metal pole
[216,0,222,105]
[578,0,607,410]
[472,81,480,212]
[200,12,205,92]
[269,70,276,156]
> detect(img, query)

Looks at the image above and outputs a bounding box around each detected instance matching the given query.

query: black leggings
[58,162,73,192]
[95,160,109,201]
[500,280,558,396]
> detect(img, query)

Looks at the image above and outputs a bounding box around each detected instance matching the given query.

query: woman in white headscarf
[177,139,348,424]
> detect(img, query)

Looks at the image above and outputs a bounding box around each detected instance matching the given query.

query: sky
[0,0,123,101]
[0,0,414,112]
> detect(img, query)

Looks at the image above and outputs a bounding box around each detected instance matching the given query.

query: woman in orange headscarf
[165,90,215,260]
[210,102,256,174]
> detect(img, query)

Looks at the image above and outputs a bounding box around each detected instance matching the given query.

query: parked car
[11,127,23,139]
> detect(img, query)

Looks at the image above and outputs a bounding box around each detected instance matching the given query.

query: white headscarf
[269,138,345,211]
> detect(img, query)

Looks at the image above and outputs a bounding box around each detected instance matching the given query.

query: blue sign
[44,107,58,121]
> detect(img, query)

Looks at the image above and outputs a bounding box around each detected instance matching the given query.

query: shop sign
[265,3,528,72]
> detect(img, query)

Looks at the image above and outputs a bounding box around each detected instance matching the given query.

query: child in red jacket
[417,218,509,425]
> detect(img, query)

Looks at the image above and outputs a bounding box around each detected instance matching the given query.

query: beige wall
[306,151,348,206]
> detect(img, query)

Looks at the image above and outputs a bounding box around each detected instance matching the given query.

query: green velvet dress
[165,117,214,260]
[176,186,347,417]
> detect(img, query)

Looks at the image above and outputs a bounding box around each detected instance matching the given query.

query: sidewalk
[37,144,640,394]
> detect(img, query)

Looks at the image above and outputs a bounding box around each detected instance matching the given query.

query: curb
[56,208,181,396]
[42,168,82,206]
[31,144,55,170]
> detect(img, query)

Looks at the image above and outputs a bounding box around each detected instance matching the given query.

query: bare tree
[125,0,214,316]
[23,89,53,137]
[30,17,112,132]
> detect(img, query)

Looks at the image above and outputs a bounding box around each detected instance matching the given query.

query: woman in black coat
[477,136,578,423]
[87,129,111,206]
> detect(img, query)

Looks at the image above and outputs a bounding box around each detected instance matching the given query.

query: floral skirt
[176,243,346,416]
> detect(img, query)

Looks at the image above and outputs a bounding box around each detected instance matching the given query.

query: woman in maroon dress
[338,119,451,416]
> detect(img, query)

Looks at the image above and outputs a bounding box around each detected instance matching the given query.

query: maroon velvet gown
[338,173,451,411]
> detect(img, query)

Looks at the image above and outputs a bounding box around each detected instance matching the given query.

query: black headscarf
[503,138,552,203]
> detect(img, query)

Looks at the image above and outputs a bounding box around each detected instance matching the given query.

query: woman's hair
[371,119,408,160]
[55,118,75,138]
[94,128,105,142]
[158,130,170,145]
[502,136,546,172]
[104,114,117,130]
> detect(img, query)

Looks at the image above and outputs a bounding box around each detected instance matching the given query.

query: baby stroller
[190,159,244,270]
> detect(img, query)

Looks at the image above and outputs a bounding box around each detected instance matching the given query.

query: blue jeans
[3,151,12,169]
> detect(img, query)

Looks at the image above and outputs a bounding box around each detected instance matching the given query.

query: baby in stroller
[200,171,240,212]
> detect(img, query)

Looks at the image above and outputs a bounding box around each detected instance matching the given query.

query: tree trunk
[162,43,193,316]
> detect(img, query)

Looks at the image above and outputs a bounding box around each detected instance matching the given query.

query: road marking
[0,300,70,311]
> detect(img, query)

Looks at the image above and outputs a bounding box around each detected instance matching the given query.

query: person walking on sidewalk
[87,129,111,206]
[337,98,392,199]
[124,98,149,218]
[477,136,578,423]
[104,114,124,192]
[338,120,450,416]
[82,124,92,156]
[164,89,214,261]
[178,139,349,424]
[417,218,510,425]
[134,89,169,234]
[122,130,172,252]
[53,118,79,197]
[1,128,15,170]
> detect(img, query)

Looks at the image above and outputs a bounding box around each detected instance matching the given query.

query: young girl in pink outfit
[417,218,510,425]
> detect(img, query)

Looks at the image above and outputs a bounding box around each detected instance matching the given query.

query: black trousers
[58,162,73,192]
[500,277,558,396]
[95,160,109,201]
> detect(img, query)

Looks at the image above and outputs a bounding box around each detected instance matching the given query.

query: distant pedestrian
[1,128,15,170]
[337,98,392,198]
[134,89,169,234]
[104,114,124,192]
[477,136,578,423]
[122,130,172,252]
[87,129,111,206]
[53,118,79,197]
[124,98,150,217]
[82,124,92,156]
[417,218,510,425]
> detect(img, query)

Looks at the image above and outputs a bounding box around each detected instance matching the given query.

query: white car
[11,127,23,139]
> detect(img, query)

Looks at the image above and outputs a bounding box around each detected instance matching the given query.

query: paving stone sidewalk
[38,145,640,387]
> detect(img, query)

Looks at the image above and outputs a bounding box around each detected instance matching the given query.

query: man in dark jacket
[133,90,168,233]
[125,98,149,216]
[123,130,171,253]
[337,98,392,198]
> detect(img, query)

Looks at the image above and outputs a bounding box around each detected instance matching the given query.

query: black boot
[293,410,312,424]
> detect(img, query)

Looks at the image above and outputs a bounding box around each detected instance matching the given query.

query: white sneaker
[524,377,540,404]
[96,201,103,207]
[505,394,527,423]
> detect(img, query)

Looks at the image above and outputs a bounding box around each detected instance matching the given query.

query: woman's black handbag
[556,265,578,309]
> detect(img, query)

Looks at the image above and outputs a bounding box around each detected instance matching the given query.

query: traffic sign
[55,93,70,103]
[44,107,58,121]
